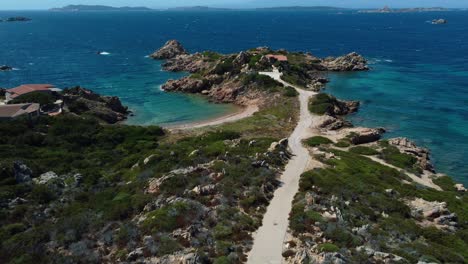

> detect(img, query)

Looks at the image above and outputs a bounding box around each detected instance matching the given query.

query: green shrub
[142,202,194,233]
[304,136,333,147]
[318,243,339,252]
[214,58,236,75]
[241,73,283,92]
[202,51,222,61]
[308,93,337,115]
[283,86,298,97]
[335,140,351,148]
[10,91,56,107]
[349,146,379,156]
[380,146,419,173]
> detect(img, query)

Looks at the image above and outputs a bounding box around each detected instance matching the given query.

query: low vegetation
[304,136,333,147]
[289,147,468,263]
[349,146,379,155]
[0,111,290,262]
[308,93,338,115]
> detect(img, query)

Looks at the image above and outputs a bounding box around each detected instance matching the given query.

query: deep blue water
[1,10,467,184]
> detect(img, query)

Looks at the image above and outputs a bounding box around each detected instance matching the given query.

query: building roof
[0,103,40,118]
[6,84,55,99]
[266,54,288,62]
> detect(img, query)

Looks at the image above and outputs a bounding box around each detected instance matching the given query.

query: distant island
[359,6,451,13]
[49,5,153,12]
[256,6,349,11]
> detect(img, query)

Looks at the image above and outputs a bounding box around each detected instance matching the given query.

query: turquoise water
[0,10,467,183]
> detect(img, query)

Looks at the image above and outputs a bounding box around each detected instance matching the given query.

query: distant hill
[166,6,231,11]
[256,6,349,11]
[50,5,154,12]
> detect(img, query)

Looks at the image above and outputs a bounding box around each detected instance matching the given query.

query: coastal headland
[0,39,467,264]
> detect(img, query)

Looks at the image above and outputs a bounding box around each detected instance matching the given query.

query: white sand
[165,104,259,131]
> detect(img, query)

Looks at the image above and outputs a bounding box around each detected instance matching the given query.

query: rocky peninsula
[151,40,368,109]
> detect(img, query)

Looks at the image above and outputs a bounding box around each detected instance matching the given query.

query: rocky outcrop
[322,52,369,71]
[1,17,31,22]
[0,65,13,71]
[330,99,360,116]
[62,87,129,124]
[388,137,435,172]
[162,54,212,73]
[316,115,353,131]
[407,198,458,231]
[162,77,209,93]
[150,40,188,59]
[348,128,386,145]
[432,19,447,24]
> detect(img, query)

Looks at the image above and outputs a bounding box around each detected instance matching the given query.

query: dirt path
[247,71,316,264]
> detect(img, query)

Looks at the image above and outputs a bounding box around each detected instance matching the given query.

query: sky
[0,0,467,10]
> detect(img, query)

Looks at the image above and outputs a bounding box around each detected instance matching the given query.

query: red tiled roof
[7,84,55,99]
[266,54,288,61]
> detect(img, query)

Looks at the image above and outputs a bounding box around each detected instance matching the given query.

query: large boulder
[316,115,353,131]
[151,40,188,59]
[322,52,369,71]
[349,128,386,145]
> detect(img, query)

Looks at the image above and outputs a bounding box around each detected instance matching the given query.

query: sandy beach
[164,103,259,130]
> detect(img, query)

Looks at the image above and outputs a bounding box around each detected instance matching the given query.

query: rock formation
[388,137,435,172]
[349,128,386,145]
[150,40,188,59]
[0,65,13,71]
[62,86,129,124]
[322,52,369,71]
[432,19,447,24]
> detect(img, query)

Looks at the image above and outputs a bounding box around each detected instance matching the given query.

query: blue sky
[1,0,467,10]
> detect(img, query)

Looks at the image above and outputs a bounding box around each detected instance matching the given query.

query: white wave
[12,68,20,71]
[98,51,111,55]
[384,59,393,63]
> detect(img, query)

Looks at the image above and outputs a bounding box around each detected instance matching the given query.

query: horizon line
[0,5,467,11]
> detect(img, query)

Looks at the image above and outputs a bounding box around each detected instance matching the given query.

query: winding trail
[247,70,317,264]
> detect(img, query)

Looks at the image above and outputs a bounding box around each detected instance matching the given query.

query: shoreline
[164,103,259,130]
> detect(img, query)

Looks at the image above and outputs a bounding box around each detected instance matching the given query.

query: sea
[1,10,467,184]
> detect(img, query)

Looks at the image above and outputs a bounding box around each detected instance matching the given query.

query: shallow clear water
[1,10,467,183]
